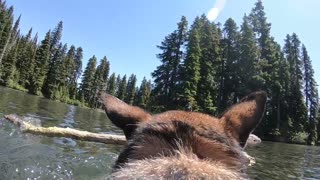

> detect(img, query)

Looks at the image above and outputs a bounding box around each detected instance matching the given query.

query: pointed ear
[99,91,152,139]
[219,91,267,147]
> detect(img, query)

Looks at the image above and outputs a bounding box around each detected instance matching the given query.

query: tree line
[0,0,152,109]
[150,1,319,145]
[0,0,319,145]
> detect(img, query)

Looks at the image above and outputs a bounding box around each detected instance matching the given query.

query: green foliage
[150,0,318,143]
[125,74,137,105]
[217,18,241,113]
[6,79,27,92]
[178,18,201,111]
[284,34,308,134]
[106,72,117,96]
[117,75,127,101]
[43,43,67,98]
[0,37,19,83]
[0,5,13,65]
[29,30,51,95]
[196,15,220,114]
[90,56,110,108]
[302,44,319,145]
[269,128,281,136]
[79,56,97,105]
[151,16,188,109]
[135,77,151,109]
[289,132,308,144]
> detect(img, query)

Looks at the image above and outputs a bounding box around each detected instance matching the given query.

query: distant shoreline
[1,85,318,146]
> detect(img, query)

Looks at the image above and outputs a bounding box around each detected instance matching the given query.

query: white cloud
[207,0,226,21]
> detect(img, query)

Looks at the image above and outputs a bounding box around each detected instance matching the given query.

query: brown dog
[100,91,267,179]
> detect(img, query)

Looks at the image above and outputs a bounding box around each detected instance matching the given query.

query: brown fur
[100,91,267,179]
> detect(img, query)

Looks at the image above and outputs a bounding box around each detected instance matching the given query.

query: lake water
[0,86,319,179]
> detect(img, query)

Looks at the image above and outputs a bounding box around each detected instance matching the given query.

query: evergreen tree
[0,6,13,65]
[117,75,127,101]
[16,28,37,88]
[79,56,97,103]
[248,0,288,137]
[93,56,109,91]
[74,47,83,82]
[273,43,290,136]
[125,74,137,105]
[69,46,83,99]
[42,21,63,97]
[0,14,20,68]
[179,17,201,111]
[302,44,319,145]
[283,34,307,137]
[29,31,51,95]
[0,14,20,82]
[106,72,117,96]
[152,16,188,109]
[51,45,75,101]
[91,56,110,107]
[50,21,63,55]
[136,77,152,109]
[196,15,220,113]
[217,18,240,112]
[238,15,260,96]
[115,74,121,95]
[43,43,67,99]
[0,37,20,84]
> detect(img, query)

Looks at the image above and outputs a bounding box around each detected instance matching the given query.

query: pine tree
[74,47,83,82]
[93,56,109,91]
[125,74,137,105]
[69,47,83,100]
[57,45,76,100]
[43,43,67,99]
[0,6,13,65]
[238,15,260,96]
[283,34,307,137]
[136,77,152,109]
[302,44,319,145]
[274,43,290,136]
[117,75,127,101]
[29,30,51,95]
[152,16,188,109]
[106,72,117,96]
[91,56,110,107]
[217,18,240,112]
[0,12,21,83]
[196,15,220,113]
[63,46,76,84]
[0,37,20,84]
[116,74,121,95]
[0,14,20,70]
[79,56,97,104]
[42,21,63,97]
[16,28,37,88]
[50,21,63,55]
[179,17,201,111]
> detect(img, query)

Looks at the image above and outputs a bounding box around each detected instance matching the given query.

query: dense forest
[0,0,319,145]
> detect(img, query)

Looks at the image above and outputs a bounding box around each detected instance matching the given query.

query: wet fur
[100,91,267,179]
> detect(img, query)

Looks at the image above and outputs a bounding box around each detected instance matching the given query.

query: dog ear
[99,91,152,139]
[219,91,267,147]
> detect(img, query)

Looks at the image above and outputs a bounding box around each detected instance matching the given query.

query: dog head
[100,91,267,178]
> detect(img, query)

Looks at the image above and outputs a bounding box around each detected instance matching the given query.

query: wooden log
[4,114,127,145]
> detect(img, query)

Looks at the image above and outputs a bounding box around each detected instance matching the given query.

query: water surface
[0,86,319,179]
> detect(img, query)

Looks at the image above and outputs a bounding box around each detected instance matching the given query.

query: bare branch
[4,114,127,145]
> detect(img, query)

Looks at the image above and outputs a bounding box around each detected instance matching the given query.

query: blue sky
[7,0,320,91]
